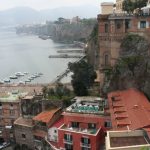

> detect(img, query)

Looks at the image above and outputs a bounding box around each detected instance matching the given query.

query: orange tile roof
[33,108,60,124]
[108,88,150,130]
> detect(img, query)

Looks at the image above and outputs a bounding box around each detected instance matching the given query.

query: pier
[49,54,85,59]
[57,49,85,53]
[51,55,86,83]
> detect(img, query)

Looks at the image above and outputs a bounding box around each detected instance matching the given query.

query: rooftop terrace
[0,90,28,102]
[106,130,150,150]
[66,97,105,115]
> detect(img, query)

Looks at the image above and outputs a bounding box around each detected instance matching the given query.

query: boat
[15,72,24,77]
[0,80,4,84]
[24,72,28,75]
[25,79,31,83]
[3,78,10,83]
[38,73,43,76]
[9,75,18,79]
[18,81,24,84]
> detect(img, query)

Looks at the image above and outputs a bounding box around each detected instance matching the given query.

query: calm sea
[0,26,77,84]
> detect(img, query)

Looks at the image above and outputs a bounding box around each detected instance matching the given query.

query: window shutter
[146,21,149,28]
[88,138,90,144]
[81,137,84,143]
[64,134,67,140]
[138,22,140,29]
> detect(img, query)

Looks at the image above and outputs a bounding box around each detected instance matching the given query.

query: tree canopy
[103,34,150,99]
[122,0,147,13]
[68,60,97,96]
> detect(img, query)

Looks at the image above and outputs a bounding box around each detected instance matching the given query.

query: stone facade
[97,13,150,89]
[101,2,114,15]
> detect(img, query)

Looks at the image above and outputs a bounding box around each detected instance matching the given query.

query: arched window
[104,54,109,66]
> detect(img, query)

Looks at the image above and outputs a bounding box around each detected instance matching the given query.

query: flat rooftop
[14,117,34,127]
[110,136,148,147]
[106,130,150,150]
[0,90,28,102]
[66,97,105,115]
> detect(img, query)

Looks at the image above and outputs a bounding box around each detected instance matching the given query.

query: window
[116,22,121,29]
[81,137,90,144]
[125,20,131,29]
[65,144,73,150]
[0,109,2,115]
[54,130,57,133]
[104,121,112,128]
[0,103,2,109]
[64,134,72,142]
[105,24,108,33]
[82,148,90,150]
[88,123,96,129]
[71,122,79,128]
[140,21,146,28]
[10,110,15,116]
[104,54,109,66]
[22,134,26,139]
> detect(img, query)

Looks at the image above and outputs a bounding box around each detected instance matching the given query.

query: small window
[22,134,26,139]
[0,109,2,115]
[88,123,96,129]
[0,103,2,107]
[104,54,109,66]
[140,21,146,28]
[54,130,57,133]
[81,137,90,144]
[116,22,121,29]
[64,134,72,142]
[71,122,79,128]
[105,24,108,33]
[10,110,14,116]
[104,121,112,128]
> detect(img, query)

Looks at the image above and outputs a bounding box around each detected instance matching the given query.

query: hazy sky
[0,0,115,11]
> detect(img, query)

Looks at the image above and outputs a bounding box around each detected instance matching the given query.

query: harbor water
[0,26,78,84]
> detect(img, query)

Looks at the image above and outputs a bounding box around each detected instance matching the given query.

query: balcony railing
[63,139,73,144]
[80,142,91,148]
[61,125,98,135]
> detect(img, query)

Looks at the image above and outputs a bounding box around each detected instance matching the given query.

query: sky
[0,0,115,11]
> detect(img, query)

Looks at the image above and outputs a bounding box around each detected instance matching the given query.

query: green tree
[122,0,147,13]
[68,60,97,96]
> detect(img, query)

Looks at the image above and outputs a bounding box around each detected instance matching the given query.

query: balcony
[63,139,73,144]
[61,125,98,135]
[80,143,91,148]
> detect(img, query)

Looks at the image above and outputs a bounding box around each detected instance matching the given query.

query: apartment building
[97,12,150,88]
[47,97,111,150]
[0,90,27,142]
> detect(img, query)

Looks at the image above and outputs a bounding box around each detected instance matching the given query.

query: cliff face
[103,34,150,100]
[86,23,99,69]
[52,23,94,43]
[16,19,97,43]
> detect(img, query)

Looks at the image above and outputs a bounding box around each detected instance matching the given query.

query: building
[101,2,114,15]
[97,11,150,88]
[115,0,124,13]
[33,108,62,149]
[0,90,27,142]
[107,88,150,131]
[105,130,150,150]
[47,97,111,150]
[14,94,62,150]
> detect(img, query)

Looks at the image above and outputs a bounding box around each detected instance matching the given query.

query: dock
[49,55,85,58]
[51,55,86,83]
[57,49,85,53]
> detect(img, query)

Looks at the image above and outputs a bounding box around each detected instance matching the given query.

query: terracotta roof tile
[108,88,150,130]
[33,108,61,123]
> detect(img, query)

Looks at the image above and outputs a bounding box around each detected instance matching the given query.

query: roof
[108,88,150,130]
[50,117,64,128]
[101,2,114,6]
[14,117,33,127]
[33,129,47,138]
[0,91,28,103]
[33,108,61,124]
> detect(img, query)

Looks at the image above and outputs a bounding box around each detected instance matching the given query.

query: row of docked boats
[0,72,43,84]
